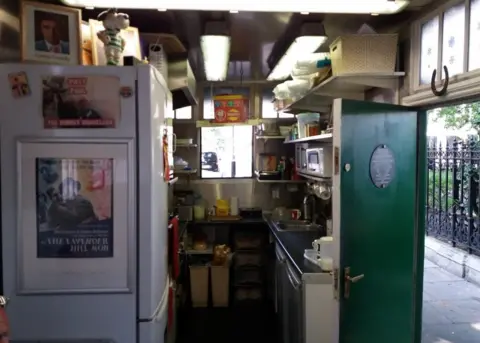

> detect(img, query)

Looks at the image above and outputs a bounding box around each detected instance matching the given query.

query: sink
[275,221,321,232]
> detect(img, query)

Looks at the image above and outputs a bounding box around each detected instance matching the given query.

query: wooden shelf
[176,143,198,148]
[279,72,404,114]
[174,169,197,175]
[284,133,333,144]
[255,177,306,184]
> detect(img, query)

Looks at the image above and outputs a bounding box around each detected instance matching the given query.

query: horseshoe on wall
[431,65,449,96]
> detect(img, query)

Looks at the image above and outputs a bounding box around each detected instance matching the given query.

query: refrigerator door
[139,318,167,343]
[136,65,170,319]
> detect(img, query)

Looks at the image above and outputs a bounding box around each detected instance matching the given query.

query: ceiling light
[300,12,310,15]
[61,0,410,14]
[157,8,167,11]
[85,6,94,9]
[201,35,231,81]
[230,10,239,13]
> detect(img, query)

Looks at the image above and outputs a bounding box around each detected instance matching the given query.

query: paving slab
[423,260,480,343]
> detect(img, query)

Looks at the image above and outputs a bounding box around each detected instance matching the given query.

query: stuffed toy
[96,8,130,66]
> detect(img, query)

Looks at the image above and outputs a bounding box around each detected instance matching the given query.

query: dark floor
[176,304,278,343]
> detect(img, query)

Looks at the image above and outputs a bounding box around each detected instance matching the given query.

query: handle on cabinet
[172,133,177,153]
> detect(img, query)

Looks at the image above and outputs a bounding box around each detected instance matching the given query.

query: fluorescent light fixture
[267,23,327,81]
[61,0,409,14]
[200,35,231,81]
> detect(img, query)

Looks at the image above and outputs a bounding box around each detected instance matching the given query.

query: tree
[430,102,480,135]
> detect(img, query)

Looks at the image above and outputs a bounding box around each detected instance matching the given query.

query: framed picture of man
[21,1,81,65]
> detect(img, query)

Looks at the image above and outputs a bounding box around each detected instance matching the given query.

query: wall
[0,0,20,61]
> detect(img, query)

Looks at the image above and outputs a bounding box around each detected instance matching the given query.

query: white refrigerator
[0,63,170,343]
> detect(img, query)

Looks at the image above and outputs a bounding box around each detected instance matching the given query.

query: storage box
[189,265,209,307]
[211,265,230,307]
[213,95,249,123]
[329,34,398,76]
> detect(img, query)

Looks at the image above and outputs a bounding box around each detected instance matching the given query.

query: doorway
[423,102,480,343]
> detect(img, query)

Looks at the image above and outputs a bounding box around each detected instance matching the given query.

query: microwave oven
[303,147,333,178]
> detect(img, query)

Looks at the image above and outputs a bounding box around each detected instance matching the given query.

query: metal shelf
[174,169,197,175]
[176,143,198,148]
[279,72,405,114]
[255,177,306,184]
[284,133,333,144]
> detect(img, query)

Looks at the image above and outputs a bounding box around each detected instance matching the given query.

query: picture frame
[21,0,82,65]
[90,19,142,65]
[16,137,135,294]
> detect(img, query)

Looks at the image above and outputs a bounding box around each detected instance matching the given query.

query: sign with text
[41,75,121,128]
[36,158,114,258]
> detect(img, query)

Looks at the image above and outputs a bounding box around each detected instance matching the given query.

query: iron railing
[426,137,480,255]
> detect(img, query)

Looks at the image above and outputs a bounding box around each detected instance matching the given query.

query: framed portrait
[16,137,135,294]
[90,19,141,65]
[21,1,81,65]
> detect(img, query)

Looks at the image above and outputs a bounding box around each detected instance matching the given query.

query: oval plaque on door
[369,145,396,189]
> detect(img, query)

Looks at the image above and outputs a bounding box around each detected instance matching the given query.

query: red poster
[42,75,121,128]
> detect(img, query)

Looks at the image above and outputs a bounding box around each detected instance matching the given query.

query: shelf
[279,72,405,114]
[168,177,179,185]
[255,135,286,140]
[176,143,198,148]
[196,119,262,128]
[185,247,213,255]
[297,172,331,182]
[174,169,197,175]
[284,133,333,144]
[255,177,306,184]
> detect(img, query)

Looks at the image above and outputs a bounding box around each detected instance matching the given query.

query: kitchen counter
[264,215,326,276]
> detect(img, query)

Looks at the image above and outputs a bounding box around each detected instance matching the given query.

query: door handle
[344,267,364,299]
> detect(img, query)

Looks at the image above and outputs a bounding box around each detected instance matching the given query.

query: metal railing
[426,137,480,255]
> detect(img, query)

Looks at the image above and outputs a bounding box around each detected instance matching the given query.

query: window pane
[420,17,439,84]
[201,126,253,178]
[203,87,250,120]
[469,0,480,71]
[442,4,465,78]
[175,106,192,119]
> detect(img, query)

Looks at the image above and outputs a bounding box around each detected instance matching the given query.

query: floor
[422,259,480,343]
[176,304,278,343]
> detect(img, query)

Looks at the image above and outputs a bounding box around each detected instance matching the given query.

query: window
[261,88,294,119]
[417,0,480,87]
[200,126,253,178]
[174,106,192,119]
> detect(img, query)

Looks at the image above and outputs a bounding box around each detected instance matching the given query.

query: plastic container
[297,112,320,138]
[329,34,398,76]
[211,265,230,307]
[194,205,205,220]
[189,265,209,307]
[317,236,334,271]
[215,199,229,216]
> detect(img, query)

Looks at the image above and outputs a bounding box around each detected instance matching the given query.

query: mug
[291,209,301,220]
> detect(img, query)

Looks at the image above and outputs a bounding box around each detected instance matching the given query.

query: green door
[338,99,426,343]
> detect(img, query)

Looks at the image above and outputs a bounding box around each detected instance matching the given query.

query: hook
[431,65,449,97]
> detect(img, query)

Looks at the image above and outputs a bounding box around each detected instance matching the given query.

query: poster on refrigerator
[42,75,121,128]
[36,157,114,258]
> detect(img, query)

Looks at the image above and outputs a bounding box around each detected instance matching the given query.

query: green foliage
[430,102,480,133]
[428,170,456,210]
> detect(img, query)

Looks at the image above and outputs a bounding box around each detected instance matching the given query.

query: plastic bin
[329,34,398,76]
[189,265,209,307]
[211,265,230,307]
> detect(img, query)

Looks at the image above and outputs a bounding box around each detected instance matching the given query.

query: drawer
[234,252,264,268]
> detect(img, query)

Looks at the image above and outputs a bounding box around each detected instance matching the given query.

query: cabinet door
[333,99,426,343]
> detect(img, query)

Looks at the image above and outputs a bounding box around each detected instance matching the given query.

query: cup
[291,209,301,220]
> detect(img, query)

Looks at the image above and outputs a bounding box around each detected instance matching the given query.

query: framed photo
[16,138,135,294]
[90,19,141,65]
[21,1,81,65]
[42,74,121,128]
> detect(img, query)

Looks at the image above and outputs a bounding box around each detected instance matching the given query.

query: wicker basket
[148,43,168,81]
[329,34,398,76]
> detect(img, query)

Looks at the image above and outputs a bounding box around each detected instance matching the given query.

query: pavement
[423,259,480,343]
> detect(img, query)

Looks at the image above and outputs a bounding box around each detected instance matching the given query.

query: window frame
[405,0,480,106]
[198,125,255,180]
